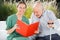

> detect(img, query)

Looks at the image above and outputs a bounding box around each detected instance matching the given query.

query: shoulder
[23,16,29,24]
[46,10,54,14]
[31,13,38,18]
[8,14,16,18]
[45,10,55,15]
[47,10,54,13]
[7,14,16,20]
[23,16,29,21]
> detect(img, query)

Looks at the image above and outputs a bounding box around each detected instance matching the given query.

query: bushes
[0,2,33,21]
[0,2,60,21]
[0,2,17,21]
[24,5,33,19]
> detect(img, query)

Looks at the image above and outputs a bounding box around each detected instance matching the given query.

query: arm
[30,13,39,34]
[6,17,17,34]
[7,24,17,34]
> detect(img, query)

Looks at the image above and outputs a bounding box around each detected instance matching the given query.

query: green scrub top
[6,14,29,40]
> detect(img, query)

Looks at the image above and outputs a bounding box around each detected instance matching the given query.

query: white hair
[33,1,43,8]
[33,1,45,11]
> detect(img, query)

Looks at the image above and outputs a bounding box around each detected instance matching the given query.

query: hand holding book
[16,19,39,37]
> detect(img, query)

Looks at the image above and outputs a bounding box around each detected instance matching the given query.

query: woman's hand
[13,24,18,29]
[34,29,39,34]
[7,24,18,34]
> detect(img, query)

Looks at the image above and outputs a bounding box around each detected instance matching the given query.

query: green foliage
[0,2,17,21]
[24,5,33,19]
[0,0,4,4]
[4,3,17,15]
[0,2,33,21]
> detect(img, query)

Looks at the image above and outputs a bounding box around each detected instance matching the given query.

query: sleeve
[6,16,12,30]
[26,18,29,24]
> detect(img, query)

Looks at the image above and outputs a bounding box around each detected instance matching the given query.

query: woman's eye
[19,7,25,9]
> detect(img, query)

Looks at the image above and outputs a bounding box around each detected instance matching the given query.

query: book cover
[16,20,39,37]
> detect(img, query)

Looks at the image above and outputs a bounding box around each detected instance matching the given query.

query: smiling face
[17,3,26,15]
[33,2,43,18]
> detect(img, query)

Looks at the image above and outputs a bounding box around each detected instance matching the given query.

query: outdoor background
[0,0,60,40]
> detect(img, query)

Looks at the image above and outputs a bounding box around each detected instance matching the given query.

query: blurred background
[0,0,60,40]
[0,0,60,20]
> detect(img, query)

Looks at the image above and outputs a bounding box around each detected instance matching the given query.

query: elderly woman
[6,1,29,40]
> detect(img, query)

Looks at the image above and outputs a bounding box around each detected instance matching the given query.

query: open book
[16,20,39,37]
